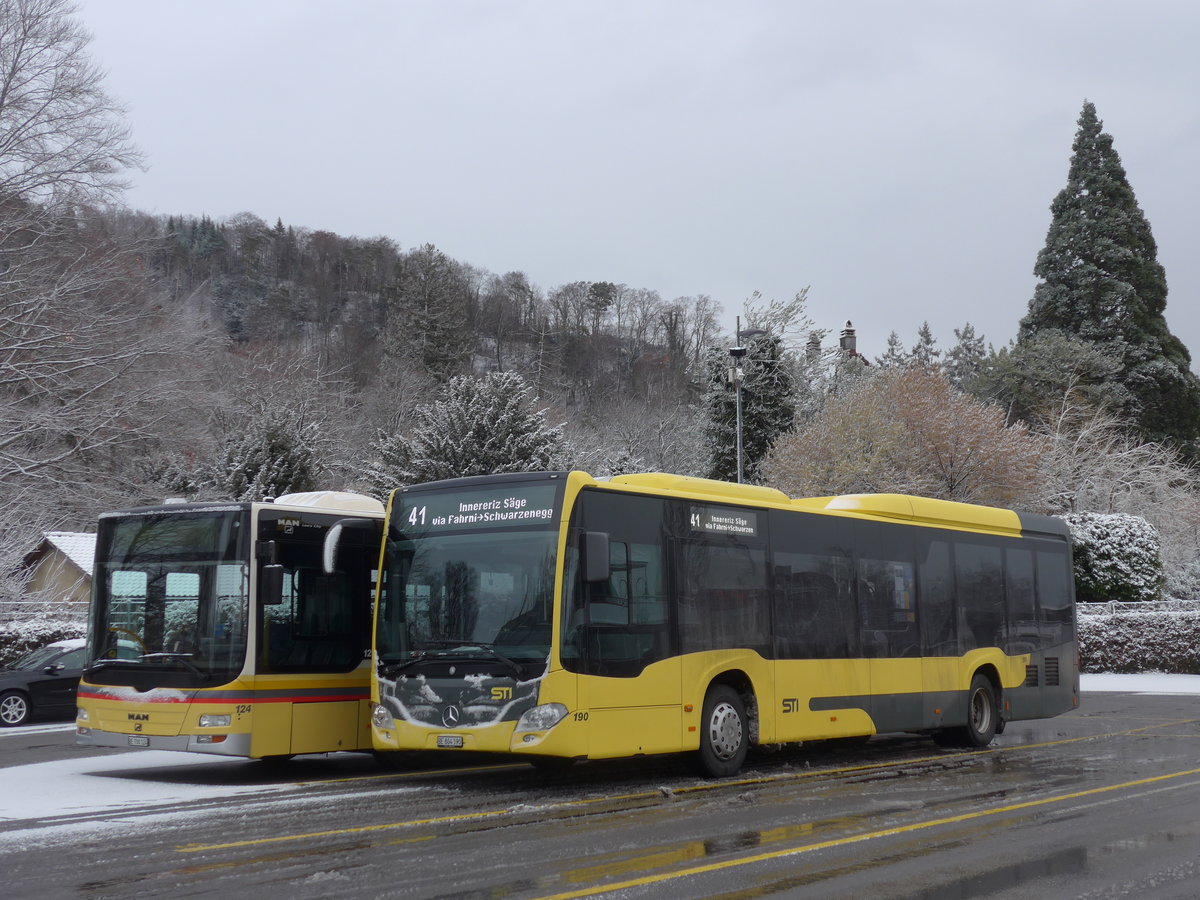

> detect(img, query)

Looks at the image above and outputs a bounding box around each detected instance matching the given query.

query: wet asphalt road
[2,691,1199,899]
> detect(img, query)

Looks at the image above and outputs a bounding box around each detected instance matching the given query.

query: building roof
[41,532,97,577]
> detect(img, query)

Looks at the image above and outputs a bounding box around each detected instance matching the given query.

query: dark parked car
[0,638,89,727]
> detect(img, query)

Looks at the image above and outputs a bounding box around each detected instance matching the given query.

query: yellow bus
[369,471,1078,776]
[76,491,383,759]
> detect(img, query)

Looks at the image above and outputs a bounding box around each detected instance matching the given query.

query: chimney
[839,320,857,356]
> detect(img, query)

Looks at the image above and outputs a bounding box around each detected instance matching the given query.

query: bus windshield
[378,479,563,678]
[87,507,249,685]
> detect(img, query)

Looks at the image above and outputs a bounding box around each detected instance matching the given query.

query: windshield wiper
[379,642,526,680]
[139,652,206,678]
[446,642,526,679]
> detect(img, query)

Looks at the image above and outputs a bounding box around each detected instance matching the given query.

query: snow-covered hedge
[1063,512,1164,603]
[1078,606,1200,674]
[0,618,87,666]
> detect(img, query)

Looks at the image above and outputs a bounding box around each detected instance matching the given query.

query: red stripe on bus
[76,691,367,704]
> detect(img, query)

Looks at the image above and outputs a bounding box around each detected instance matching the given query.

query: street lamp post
[729,318,767,484]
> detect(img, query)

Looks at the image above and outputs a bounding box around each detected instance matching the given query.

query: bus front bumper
[76,726,253,757]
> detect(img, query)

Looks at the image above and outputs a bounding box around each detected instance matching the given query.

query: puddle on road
[904,846,1088,899]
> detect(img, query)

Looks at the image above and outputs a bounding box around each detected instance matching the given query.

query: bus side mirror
[582,531,611,583]
[323,518,382,574]
[261,564,285,606]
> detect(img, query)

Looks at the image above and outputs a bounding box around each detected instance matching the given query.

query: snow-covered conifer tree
[910,322,941,371]
[364,372,564,492]
[874,331,911,369]
[703,331,796,484]
[944,323,986,389]
[1020,101,1200,455]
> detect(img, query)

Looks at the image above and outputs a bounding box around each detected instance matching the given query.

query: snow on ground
[1079,672,1200,694]
[0,674,1196,831]
[0,743,293,824]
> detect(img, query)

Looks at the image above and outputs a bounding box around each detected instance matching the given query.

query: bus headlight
[199,714,231,728]
[372,703,393,729]
[514,703,568,733]
[76,707,89,722]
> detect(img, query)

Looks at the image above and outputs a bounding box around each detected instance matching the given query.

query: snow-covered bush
[0,617,87,666]
[1078,607,1200,674]
[1063,512,1164,603]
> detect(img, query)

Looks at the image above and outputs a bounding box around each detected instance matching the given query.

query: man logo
[491,686,513,701]
[441,705,461,728]
[781,698,800,714]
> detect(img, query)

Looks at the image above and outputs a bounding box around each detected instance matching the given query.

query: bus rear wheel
[935,673,998,748]
[696,685,749,778]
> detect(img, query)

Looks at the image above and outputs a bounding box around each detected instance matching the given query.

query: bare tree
[765,369,1043,506]
[0,0,150,615]
[0,0,143,207]
[1038,401,1200,596]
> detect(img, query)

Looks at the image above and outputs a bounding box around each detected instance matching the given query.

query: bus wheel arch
[696,673,755,778]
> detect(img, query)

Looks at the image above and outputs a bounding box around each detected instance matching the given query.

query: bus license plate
[128,736,150,747]
[436,735,464,748]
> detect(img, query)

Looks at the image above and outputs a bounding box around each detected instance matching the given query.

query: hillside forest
[5,1,1200,614]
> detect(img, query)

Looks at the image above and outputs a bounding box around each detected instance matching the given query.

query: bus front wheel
[696,684,749,778]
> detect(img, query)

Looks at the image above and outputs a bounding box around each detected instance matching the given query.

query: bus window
[855,522,918,659]
[1004,547,1038,654]
[956,542,1005,651]
[677,538,769,655]
[773,553,855,658]
[770,511,856,659]
[918,538,955,656]
[563,491,670,677]
[1037,546,1074,647]
[259,516,370,674]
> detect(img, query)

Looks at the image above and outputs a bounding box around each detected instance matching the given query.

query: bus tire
[935,673,998,748]
[696,684,749,778]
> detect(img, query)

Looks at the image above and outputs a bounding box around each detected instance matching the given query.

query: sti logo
[781,698,800,714]
[491,687,513,701]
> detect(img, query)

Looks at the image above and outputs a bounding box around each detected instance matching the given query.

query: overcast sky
[76,1,1200,360]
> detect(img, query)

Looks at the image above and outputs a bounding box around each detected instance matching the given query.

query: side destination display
[400,483,562,532]
[689,504,758,537]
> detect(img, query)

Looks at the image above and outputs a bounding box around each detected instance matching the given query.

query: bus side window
[956,542,1005,652]
[1004,546,1038,653]
[918,538,956,656]
[1036,546,1074,647]
[677,538,769,655]
[563,490,671,678]
[773,554,853,658]
[855,521,918,659]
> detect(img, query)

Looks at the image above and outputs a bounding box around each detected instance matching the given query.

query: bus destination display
[689,505,758,537]
[401,484,561,533]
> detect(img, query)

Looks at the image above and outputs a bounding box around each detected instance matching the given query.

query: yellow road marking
[533,766,1200,900]
[176,718,1198,854]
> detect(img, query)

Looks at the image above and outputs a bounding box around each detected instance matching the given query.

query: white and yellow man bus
[76,492,383,759]
[369,471,1077,776]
